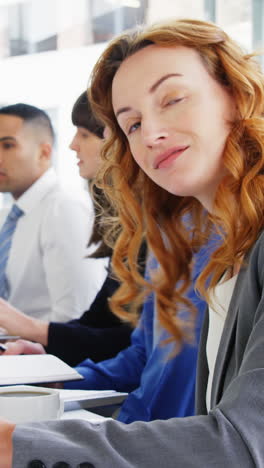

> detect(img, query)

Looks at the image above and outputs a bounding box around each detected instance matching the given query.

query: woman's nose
[69,137,78,151]
[141,119,169,147]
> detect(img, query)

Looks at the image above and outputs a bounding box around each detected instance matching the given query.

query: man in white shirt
[0,103,103,322]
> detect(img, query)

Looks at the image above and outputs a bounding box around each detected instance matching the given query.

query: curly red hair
[89,19,264,348]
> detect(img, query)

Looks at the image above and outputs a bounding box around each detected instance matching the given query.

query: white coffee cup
[0,385,64,424]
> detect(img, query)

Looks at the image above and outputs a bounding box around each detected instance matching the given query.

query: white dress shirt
[0,168,108,322]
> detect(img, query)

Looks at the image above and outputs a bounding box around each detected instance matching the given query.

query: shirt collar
[15,168,58,214]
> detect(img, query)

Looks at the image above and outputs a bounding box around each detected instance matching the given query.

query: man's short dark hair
[71,91,104,139]
[0,103,55,144]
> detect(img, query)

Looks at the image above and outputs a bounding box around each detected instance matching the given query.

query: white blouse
[206,273,238,411]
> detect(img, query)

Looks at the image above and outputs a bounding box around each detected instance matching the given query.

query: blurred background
[0,0,262,207]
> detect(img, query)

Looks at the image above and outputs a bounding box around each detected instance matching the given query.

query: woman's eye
[128,122,141,135]
[166,97,183,106]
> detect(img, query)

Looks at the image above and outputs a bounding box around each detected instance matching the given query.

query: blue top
[65,244,212,423]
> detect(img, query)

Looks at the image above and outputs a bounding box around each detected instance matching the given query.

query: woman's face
[69,127,103,180]
[112,44,235,211]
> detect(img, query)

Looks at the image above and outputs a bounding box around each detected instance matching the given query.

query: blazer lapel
[210,265,247,408]
[195,309,209,414]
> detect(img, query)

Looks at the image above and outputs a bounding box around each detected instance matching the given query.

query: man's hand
[1,339,46,356]
[0,298,49,345]
[0,418,15,468]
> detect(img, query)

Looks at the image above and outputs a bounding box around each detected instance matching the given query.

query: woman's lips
[154,146,189,169]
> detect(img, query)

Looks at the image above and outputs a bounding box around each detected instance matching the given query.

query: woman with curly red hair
[3,18,264,468]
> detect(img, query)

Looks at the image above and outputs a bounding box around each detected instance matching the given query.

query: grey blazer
[13,232,264,468]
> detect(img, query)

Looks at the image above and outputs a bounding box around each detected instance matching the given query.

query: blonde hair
[89,18,264,347]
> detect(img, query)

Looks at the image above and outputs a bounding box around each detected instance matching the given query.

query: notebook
[0,354,83,385]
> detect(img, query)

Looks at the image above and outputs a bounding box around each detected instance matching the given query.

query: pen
[0,344,7,352]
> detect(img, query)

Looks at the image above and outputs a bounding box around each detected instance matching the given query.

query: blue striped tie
[0,204,24,299]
